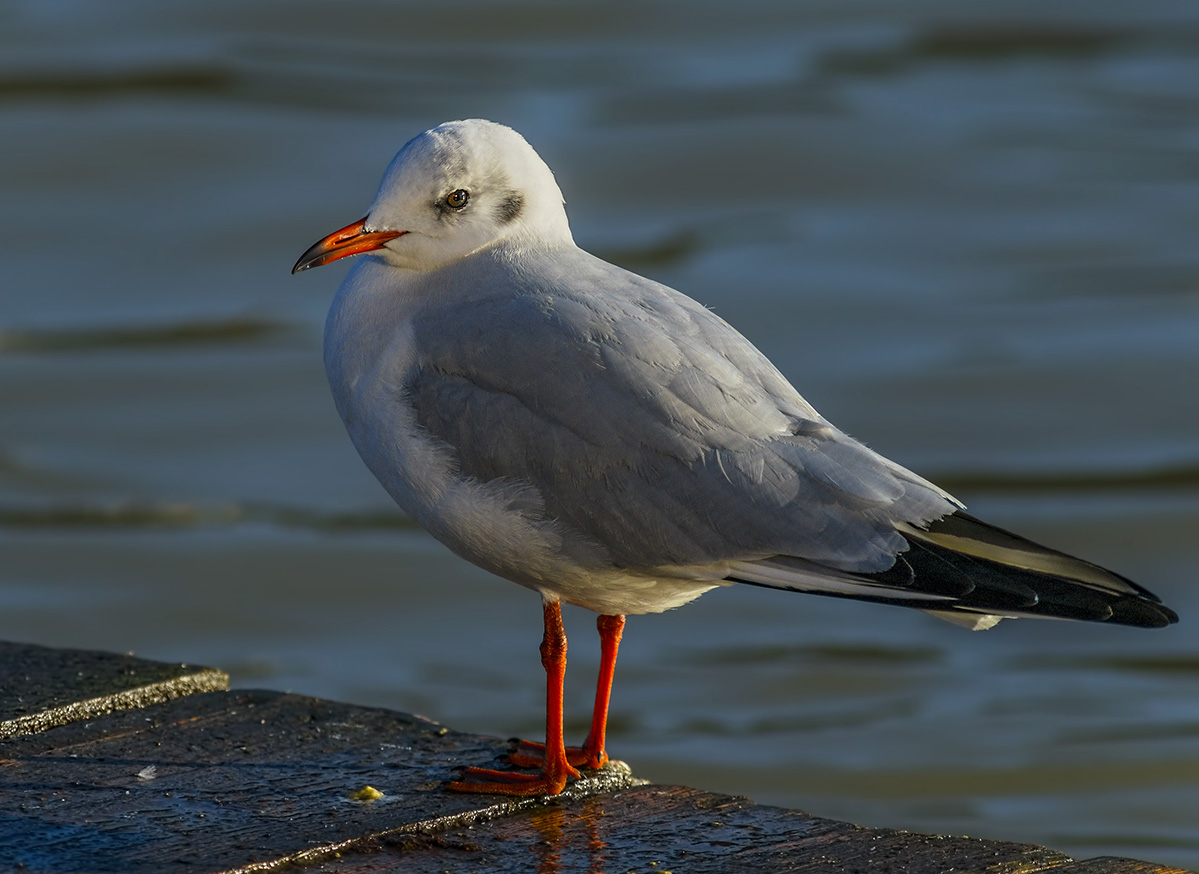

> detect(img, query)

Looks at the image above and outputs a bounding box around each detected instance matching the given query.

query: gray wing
[407,248,955,575]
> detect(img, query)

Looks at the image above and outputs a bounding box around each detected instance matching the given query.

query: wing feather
[407,249,953,571]
[400,247,1175,629]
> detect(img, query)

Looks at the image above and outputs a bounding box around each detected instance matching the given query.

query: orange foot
[447,759,580,796]
[505,737,608,771]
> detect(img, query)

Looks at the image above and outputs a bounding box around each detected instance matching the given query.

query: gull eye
[444,189,470,209]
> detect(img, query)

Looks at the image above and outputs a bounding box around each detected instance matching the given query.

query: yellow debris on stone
[348,785,384,802]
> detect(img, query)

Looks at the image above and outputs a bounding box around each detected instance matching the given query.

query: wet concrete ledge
[0,641,1190,874]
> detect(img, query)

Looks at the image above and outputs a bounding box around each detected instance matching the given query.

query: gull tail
[728,511,1178,630]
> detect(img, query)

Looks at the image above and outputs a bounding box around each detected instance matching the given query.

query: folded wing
[407,247,1176,629]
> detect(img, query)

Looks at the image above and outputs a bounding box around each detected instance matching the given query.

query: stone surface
[0,687,641,873]
[0,641,1190,874]
[0,640,229,739]
[254,784,1194,874]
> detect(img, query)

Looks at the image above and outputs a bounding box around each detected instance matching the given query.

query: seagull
[293,119,1178,796]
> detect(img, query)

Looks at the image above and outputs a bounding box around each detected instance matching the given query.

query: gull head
[293,119,572,274]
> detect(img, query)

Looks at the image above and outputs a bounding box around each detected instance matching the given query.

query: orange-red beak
[292,217,405,274]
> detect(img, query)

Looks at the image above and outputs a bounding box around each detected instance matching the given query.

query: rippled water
[2,1,1198,866]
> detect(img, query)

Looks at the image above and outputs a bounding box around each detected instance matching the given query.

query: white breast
[324,259,723,615]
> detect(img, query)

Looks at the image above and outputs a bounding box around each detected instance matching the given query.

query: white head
[293,120,573,274]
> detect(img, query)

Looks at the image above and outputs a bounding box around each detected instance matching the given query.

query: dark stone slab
[0,642,1190,874]
[1054,861,1195,874]
[251,784,1192,874]
[0,688,642,874]
[0,641,229,739]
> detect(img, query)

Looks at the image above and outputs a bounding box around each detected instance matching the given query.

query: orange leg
[447,600,580,795]
[509,613,625,771]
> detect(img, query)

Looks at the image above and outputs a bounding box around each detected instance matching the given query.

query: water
[2,1,1198,866]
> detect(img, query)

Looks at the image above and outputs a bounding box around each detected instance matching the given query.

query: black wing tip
[913,510,1179,629]
[1108,598,1179,629]
[730,509,1180,630]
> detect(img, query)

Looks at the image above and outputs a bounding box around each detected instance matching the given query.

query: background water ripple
[1,1,1196,866]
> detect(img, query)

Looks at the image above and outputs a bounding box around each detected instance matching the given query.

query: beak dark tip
[291,247,326,274]
[292,217,392,277]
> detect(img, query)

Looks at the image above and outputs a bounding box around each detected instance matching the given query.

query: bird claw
[447,763,577,796]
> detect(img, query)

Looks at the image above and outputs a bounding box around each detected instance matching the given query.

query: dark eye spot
[444,189,470,209]
[496,192,524,224]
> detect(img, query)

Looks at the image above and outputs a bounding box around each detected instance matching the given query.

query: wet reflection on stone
[528,796,609,874]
